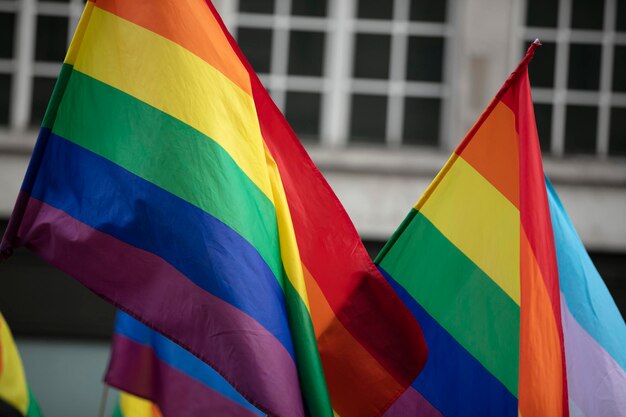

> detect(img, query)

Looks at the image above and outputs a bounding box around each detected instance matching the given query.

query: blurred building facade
[0,0,624,415]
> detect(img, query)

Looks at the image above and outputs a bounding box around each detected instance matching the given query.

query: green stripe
[51,66,332,416]
[26,388,42,417]
[111,403,123,417]
[51,67,283,287]
[378,209,520,395]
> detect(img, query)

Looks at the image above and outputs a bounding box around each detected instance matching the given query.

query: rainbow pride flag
[0,1,426,416]
[106,312,264,417]
[112,392,162,417]
[0,314,42,417]
[547,180,626,416]
[376,42,569,417]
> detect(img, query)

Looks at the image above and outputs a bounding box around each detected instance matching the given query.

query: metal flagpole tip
[533,38,542,46]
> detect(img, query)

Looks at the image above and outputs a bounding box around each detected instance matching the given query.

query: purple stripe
[382,387,443,417]
[562,295,626,417]
[15,196,304,417]
[107,334,263,417]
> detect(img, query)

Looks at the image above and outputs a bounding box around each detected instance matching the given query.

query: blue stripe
[114,311,263,415]
[27,133,295,358]
[379,267,518,417]
[547,179,626,370]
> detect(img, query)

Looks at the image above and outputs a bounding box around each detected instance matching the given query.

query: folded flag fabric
[376,41,569,417]
[106,311,264,417]
[547,180,626,417]
[0,0,427,415]
[112,392,162,417]
[0,314,42,417]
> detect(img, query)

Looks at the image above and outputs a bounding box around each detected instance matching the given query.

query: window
[0,0,84,130]
[232,0,452,147]
[522,0,626,157]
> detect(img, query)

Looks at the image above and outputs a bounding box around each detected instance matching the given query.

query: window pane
[527,41,555,87]
[406,36,444,82]
[288,31,325,76]
[609,107,626,156]
[0,74,11,126]
[285,91,321,141]
[613,46,626,92]
[357,0,393,20]
[571,0,605,29]
[0,13,15,59]
[30,77,57,127]
[403,97,440,146]
[618,0,626,31]
[353,34,391,79]
[291,0,327,17]
[564,105,598,155]
[35,15,68,62]
[239,0,275,14]
[526,0,559,27]
[534,103,553,152]
[568,44,601,90]
[409,0,447,22]
[237,28,273,74]
[350,94,387,144]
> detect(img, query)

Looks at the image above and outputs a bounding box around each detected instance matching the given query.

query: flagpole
[97,385,109,417]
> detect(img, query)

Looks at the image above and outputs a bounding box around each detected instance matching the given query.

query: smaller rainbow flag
[112,392,161,417]
[106,312,265,417]
[0,314,42,417]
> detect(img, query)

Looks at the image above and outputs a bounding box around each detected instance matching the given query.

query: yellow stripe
[418,157,521,304]
[120,392,161,417]
[0,314,30,415]
[73,6,273,200]
[71,6,311,307]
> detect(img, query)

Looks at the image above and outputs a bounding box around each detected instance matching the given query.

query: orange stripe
[518,227,564,417]
[457,101,520,209]
[303,266,404,417]
[94,0,252,96]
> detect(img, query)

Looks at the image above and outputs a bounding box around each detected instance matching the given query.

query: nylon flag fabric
[112,392,162,417]
[106,311,265,417]
[0,314,42,417]
[547,180,626,417]
[376,42,569,417]
[0,1,427,416]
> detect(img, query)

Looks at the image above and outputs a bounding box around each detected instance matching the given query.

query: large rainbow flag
[376,42,570,417]
[547,180,626,416]
[0,314,42,417]
[0,1,426,416]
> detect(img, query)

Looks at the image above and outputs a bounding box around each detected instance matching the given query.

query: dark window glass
[0,13,15,59]
[403,97,440,146]
[357,0,393,20]
[406,36,444,82]
[285,91,321,140]
[565,105,598,154]
[409,0,447,22]
[609,107,626,156]
[571,0,605,29]
[30,77,57,127]
[618,0,626,31]
[0,74,11,126]
[534,103,553,152]
[237,28,273,74]
[353,34,391,79]
[568,44,601,90]
[291,0,327,17]
[527,41,556,87]
[526,0,559,27]
[613,46,626,92]
[350,94,387,144]
[35,15,68,62]
[288,31,325,76]
[239,0,275,14]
